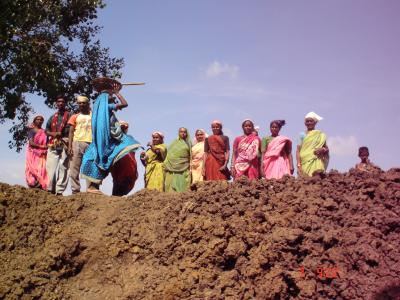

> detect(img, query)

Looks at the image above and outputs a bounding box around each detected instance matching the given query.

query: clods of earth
[1,168,400,299]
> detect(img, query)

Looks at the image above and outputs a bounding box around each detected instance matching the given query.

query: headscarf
[242,118,254,127]
[163,127,191,172]
[152,131,164,139]
[211,120,222,126]
[305,112,323,122]
[76,95,89,103]
[193,129,208,145]
[28,115,45,129]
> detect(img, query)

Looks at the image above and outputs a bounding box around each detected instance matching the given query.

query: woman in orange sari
[231,119,261,180]
[203,120,230,181]
[25,115,48,189]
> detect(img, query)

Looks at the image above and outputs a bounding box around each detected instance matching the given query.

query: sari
[262,135,292,179]
[25,128,48,189]
[163,137,191,192]
[205,135,229,180]
[111,153,138,196]
[145,144,167,191]
[191,141,204,183]
[81,93,142,184]
[233,133,261,180]
[299,130,329,176]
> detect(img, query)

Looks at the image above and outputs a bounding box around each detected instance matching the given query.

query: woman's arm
[68,125,75,156]
[29,138,47,150]
[149,145,163,160]
[314,142,329,158]
[296,145,302,175]
[114,92,128,110]
[139,151,147,167]
[230,148,236,177]
[223,150,230,171]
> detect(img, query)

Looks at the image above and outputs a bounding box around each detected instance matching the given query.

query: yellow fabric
[191,141,204,183]
[299,130,328,176]
[73,113,92,142]
[145,144,167,191]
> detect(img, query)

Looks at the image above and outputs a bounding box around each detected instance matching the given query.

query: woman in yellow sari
[191,129,207,183]
[296,112,329,176]
[140,131,167,191]
[164,127,191,192]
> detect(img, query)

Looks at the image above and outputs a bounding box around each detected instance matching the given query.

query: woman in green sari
[296,112,329,176]
[140,131,167,191]
[164,127,192,192]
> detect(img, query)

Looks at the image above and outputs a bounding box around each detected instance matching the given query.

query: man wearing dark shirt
[45,96,71,195]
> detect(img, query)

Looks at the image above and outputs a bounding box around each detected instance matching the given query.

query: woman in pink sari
[262,120,294,179]
[25,115,48,189]
[231,119,261,180]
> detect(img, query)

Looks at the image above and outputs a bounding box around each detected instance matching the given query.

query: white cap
[305,111,323,122]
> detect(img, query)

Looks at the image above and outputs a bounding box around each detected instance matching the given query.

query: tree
[0,0,124,151]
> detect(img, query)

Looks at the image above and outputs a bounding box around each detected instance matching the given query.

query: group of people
[139,112,330,192]
[25,86,379,195]
[25,85,141,196]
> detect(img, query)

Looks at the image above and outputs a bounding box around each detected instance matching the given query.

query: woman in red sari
[203,120,230,180]
[231,119,261,180]
[25,115,48,189]
[110,121,138,196]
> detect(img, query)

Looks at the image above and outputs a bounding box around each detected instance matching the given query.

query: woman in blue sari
[81,84,141,194]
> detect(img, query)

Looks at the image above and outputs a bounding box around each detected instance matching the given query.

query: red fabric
[233,133,261,180]
[48,111,69,145]
[25,129,48,189]
[111,153,138,196]
[205,135,229,180]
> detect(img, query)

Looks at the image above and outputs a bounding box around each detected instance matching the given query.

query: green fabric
[163,136,191,172]
[163,132,191,192]
[164,169,191,192]
[299,130,328,176]
[261,136,274,153]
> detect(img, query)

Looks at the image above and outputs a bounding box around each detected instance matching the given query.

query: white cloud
[328,135,359,156]
[161,81,271,100]
[204,61,239,79]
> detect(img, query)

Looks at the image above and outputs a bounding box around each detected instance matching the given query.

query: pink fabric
[25,129,48,189]
[263,135,291,179]
[233,133,261,180]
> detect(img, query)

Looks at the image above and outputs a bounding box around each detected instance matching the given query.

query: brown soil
[1,169,400,299]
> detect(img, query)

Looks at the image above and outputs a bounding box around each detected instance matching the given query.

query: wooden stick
[121,82,145,86]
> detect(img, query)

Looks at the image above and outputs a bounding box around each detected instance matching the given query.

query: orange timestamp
[298,265,340,279]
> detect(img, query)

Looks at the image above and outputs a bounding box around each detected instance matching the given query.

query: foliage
[0,0,124,151]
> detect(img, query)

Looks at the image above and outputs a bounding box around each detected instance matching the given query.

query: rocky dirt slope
[1,169,400,299]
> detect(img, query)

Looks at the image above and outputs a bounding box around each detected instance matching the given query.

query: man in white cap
[67,95,92,194]
[296,111,329,176]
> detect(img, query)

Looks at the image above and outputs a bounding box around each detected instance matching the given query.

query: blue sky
[1,0,399,194]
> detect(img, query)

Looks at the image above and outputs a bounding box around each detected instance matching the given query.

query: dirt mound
[1,169,400,299]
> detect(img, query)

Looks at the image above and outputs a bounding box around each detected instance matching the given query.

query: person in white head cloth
[296,111,329,176]
[191,129,208,183]
[139,131,167,191]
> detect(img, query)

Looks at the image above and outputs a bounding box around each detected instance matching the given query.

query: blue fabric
[81,93,141,183]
